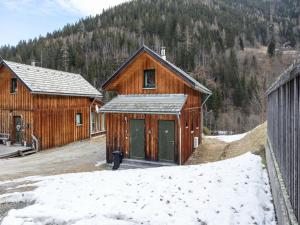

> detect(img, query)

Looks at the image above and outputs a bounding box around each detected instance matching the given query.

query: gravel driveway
[0,136,107,181]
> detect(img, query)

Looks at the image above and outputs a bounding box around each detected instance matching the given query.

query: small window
[144,69,155,88]
[76,113,82,126]
[11,78,17,93]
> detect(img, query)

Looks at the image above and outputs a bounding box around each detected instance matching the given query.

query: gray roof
[1,60,102,98]
[102,45,212,95]
[100,94,187,114]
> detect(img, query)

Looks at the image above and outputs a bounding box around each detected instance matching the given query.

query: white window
[76,113,82,126]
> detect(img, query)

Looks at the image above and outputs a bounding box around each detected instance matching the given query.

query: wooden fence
[267,62,300,222]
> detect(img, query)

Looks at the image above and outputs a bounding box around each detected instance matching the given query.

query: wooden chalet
[101,46,211,164]
[0,60,105,151]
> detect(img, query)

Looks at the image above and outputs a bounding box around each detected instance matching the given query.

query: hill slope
[0,0,299,131]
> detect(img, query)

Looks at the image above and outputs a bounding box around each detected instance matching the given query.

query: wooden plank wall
[104,52,203,164]
[33,95,91,150]
[106,113,178,163]
[0,109,33,144]
[267,75,300,221]
[0,66,34,144]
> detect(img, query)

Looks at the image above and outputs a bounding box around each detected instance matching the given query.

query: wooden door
[158,120,175,162]
[14,116,22,144]
[129,119,145,159]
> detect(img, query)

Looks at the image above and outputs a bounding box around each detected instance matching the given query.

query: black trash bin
[112,151,123,170]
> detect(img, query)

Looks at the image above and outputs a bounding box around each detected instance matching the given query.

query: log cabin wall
[33,95,91,150]
[106,113,178,163]
[104,52,202,164]
[0,67,34,144]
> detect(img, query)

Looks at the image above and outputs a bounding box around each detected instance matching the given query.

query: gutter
[177,113,182,165]
[201,93,212,139]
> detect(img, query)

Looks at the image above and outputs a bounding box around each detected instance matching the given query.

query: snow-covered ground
[0,153,275,225]
[206,132,248,143]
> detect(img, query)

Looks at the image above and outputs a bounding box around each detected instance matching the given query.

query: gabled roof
[0,60,102,98]
[101,45,212,95]
[99,94,187,114]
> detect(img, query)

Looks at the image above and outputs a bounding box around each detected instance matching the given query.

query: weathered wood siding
[0,65,94,150]
[33,95,91,150]
[0,67,33,144]
[267,73,300,221]
[104,52,202,164]
[106,113,179,162]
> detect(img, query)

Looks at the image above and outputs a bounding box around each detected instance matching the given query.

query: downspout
[201,93,212,139]
[177,113,182,165]
[89,98,97,139]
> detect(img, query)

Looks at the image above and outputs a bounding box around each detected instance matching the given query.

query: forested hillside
[1,0,300,132]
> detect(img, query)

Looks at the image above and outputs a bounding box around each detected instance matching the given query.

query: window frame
[10,78,17,94]
[76,113,83,126]
[143,69,156,89]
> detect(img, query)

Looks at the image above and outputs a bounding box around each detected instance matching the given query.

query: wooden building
[101,46,211,164]
[0,60,104,150]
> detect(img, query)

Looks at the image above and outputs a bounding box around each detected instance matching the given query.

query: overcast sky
[0,0,129,47]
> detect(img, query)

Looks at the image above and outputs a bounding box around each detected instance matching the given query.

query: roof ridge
[3,60,82,77]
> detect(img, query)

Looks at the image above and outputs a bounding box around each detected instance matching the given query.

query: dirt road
[0,136,106,181]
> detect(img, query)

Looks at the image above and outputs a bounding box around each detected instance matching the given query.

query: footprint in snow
[197,218,207,225]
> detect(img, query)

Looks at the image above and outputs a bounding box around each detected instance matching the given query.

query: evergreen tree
[239,37,244,51]
[267,38,276,57]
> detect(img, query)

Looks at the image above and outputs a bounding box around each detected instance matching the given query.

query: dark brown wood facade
[103,52,203,164]
[0,65,103,150]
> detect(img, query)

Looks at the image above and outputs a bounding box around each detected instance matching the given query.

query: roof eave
[101,45,211,94]
[99,110,180,115]
[31,91,102,98]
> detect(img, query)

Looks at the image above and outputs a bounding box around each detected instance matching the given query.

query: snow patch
[206,132,248,143]
[0,153,275,225]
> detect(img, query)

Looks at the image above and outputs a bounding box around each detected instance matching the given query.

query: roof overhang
[99,94,187,115]
[101,45,212,95]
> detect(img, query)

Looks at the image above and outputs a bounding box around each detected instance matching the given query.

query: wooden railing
[267,62,300,221]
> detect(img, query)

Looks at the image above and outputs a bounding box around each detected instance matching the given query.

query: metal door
[129,119,145,159]
[158,120,175,162]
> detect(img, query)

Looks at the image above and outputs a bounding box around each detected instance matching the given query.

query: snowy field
[206,132,248,143]
[0,153,275,225]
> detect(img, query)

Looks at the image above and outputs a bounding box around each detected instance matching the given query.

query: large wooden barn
[101,46,211,164]
[0,60,104,151]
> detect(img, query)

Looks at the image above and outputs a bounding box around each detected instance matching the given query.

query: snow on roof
[100,94,187,114]
[1,60,102,98]
[102,45,212,95]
